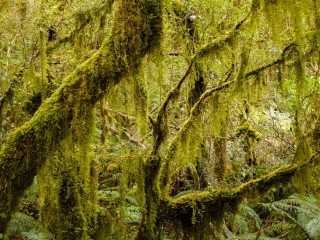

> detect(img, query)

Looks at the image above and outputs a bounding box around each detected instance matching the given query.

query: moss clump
[236,114,261,167]
[214,135,228,182]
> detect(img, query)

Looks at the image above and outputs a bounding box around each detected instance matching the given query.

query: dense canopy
[1,0,320,239]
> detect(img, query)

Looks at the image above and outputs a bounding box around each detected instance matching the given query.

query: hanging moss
[236,113,262,167]
[38,101,97,240]
[136,154,162,240]
[0,0,164,234]
[292,121,320,199]
[187,63,206,112]
[313,120,320,149]
[233,46,251,95]
[39,28,48,97]
[159,163,299,237]
[161,113,203,194]
[0,84,14,129]
[129,64,149,136]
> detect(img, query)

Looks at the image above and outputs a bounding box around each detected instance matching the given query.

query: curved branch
[160,163,300,224]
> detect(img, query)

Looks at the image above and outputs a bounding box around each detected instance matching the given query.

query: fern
[229,203,261,237]
[305,219,320,239]
[173,190,200,199]
[125,195,139,206]
[6,212,52,240]
[125,205,141,224]
[227,195,320,239]
[262,222,296,238]
[238,204,262,229]
[260,195,320,240]
[99,190,121,199]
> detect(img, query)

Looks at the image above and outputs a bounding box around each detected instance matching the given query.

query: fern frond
[238,204,262,229]
[306,218,320,239]
[125,196,138,206]
[6,212,52,240]
[173,190,199,199]
[262,222,295,238]
[125,206,141,224]
[233,214,249,234]
[99,190,121,199]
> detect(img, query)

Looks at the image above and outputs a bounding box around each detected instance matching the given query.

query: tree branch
[159,163,300,224]
[105,124,146,148]
[151,11,251,153]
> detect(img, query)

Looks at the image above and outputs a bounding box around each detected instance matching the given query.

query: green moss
[0,0,164,234]
[313,120,320,149]
[131,66,149,136]
[158,163,299,237]
[214,136,227,182]
[236,114,262,167]
[38,103,96,239]
[136,154,162,239]
[39,29,48,96]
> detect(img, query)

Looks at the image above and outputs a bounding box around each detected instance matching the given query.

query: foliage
[6,212,52,240]
[1,0,320,239]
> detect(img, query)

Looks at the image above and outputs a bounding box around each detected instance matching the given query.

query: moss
[159,163,299,237]
[0,0,164,234]
[39,28,48,97]
[236,114,262,167]
[313,120,320,149]
[136,154,162,240]
[130,65,149,136]
[214,136,227,182]
[38,103,96,240]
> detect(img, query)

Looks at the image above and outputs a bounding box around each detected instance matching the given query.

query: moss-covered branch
[245,42,297,78]
[159,150,320,235]
[0,0,163,233]
[33,0,116,58]
[159,40,299,194]
[151,11,250,154]
[159,163,300,227]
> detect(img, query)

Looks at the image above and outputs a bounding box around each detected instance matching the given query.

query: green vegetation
[0,0,320,239]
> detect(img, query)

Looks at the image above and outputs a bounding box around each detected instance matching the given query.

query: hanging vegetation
[1,0,320,239]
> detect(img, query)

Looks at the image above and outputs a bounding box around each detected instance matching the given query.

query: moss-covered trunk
[213,134,227,182]
[0,0,163,234]
[136,154,162,240]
